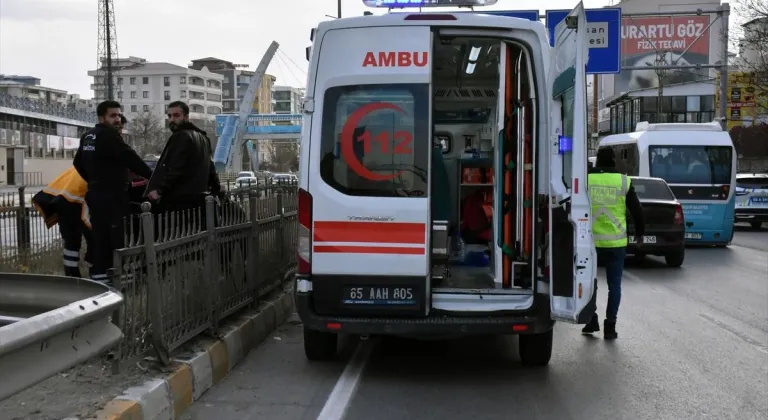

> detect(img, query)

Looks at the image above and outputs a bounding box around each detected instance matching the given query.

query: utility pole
[719,3,730,130]
[654,51,668,123]
[338,0,342,18]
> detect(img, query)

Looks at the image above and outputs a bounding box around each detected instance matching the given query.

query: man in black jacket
[73,100,152,283]
[582,147,645,339]
[145,101,222,223]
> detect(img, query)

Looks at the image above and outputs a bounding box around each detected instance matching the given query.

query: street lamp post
[338,0,342,18]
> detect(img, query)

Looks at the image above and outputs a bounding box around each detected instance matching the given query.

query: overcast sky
[1,0,737,98]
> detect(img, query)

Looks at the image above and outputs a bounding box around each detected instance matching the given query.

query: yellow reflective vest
[588,172,630,248]
[32,167,91,229]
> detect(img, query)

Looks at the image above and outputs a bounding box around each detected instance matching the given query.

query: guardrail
[0,274,123,401]
[109,187,297,369]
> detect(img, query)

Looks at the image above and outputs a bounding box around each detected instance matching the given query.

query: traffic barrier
[93,289,294,420]
[0,273,124,401]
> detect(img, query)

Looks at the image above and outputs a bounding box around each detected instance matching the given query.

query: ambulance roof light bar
[363,0,497,8]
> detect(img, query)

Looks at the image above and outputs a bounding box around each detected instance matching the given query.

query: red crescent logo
[340,102,407,182]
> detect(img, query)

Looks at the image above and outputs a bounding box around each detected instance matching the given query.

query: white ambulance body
[295,0,597,366]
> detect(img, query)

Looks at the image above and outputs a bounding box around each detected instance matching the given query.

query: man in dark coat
[145,101,222,222]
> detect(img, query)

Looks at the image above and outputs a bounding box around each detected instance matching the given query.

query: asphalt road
[181,230,768,420]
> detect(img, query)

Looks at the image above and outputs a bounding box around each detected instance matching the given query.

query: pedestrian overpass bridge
[214,113,302,140]
[213,113,302,172]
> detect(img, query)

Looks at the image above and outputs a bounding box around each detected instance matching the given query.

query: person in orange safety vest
[32,167,94,278]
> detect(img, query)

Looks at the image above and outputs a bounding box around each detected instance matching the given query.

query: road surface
[180,230,767,420]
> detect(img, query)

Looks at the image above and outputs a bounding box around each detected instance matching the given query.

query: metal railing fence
[109,188,297,369]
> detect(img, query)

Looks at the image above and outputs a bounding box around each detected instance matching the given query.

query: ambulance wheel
[304,327,337,361]
[518,329,553,367]
[665,248,685,267]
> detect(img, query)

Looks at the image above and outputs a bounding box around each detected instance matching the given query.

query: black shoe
[604,320,618,339]
[581,315,600,334]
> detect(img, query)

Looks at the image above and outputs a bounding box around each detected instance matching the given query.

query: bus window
[648,146,732,185]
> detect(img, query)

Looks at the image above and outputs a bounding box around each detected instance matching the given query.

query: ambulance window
[560,88,575,188]
[319,84,429,197]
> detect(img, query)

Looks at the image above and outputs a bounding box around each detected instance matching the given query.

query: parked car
[735,173,768,230]
[627,176,686,267]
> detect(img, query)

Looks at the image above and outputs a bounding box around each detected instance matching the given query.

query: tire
[750,221,763,230]
[518,328,553,367]
[304,327,338,361]
[665,248,685,267]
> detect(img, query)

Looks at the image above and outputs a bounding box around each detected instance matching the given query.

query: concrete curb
[92,290,295,420]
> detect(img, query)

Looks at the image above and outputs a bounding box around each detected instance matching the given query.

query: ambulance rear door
[306,24,433,316]
[547,2,598,323]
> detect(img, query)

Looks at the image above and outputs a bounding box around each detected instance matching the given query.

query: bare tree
[261,142,299,173]
[730,0,768,99]
[127,111,167,157]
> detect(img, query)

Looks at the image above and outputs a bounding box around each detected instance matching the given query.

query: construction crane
[97,0,119,100]
[212,41,280,173]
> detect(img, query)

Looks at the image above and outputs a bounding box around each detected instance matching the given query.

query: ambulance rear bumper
[295,289,554,337]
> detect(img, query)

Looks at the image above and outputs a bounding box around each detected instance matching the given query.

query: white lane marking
[316,338,376,420]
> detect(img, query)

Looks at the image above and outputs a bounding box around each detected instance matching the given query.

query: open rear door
[547,2,597,324]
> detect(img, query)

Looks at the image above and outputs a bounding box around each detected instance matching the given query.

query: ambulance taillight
[298,188,313,275]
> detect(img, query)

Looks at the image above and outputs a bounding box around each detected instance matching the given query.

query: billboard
[716,72,760,131]
[616,15,711,94]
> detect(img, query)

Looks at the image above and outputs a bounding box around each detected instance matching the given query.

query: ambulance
[295,0,597,366]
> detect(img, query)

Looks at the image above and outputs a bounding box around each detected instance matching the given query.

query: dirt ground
[0,356,152,420]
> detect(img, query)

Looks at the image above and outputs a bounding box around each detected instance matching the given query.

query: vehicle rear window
[648,145,732,185]
[319,84,429,198]
[737,177,768,190]
[631,178,676,201]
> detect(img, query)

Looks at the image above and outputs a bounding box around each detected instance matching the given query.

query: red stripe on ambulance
[313,221,426,244]
[362,52,429,67]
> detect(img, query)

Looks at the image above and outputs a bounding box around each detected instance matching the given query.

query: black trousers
[86,191,128,283]
[57,205,94,278]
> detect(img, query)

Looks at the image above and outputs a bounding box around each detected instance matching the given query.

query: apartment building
[88,56,224,122]
[273,85,303,114]
[189,57,275,114]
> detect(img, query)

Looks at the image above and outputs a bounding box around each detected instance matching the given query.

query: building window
[131,105,137,112]
[130,91,136,99]
[164,91,171,100]
[117,91,123,99]
[164,77,170,87]
[181,91,186,98]
[117,77,123,85]
[130,77,136,85]
[223,89,230,96]
[142,77,149,84]
[143,105,150,112]
[143,91,149,98]
[180,76,186,84]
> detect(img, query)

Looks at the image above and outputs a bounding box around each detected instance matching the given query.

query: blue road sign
[545,8,622,74]
[470,10,540,22]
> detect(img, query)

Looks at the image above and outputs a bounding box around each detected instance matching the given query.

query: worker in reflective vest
[32,167,94,278]
[582,147,645,340]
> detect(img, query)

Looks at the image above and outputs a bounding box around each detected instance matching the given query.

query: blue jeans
[596,247,627,322]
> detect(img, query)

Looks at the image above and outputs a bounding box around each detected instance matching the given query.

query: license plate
[629,236,656,244]
[342,286,418,306]
[685,232,703,239]
[751,196,768,204]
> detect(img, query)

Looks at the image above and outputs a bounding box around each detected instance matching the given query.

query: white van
[295,0,597,366]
